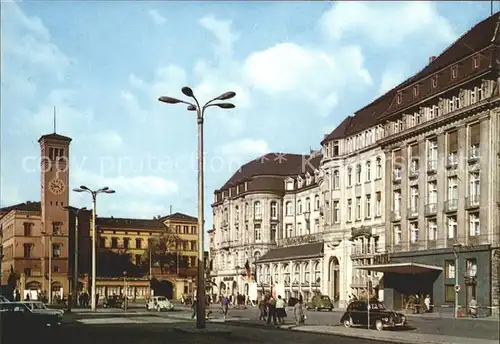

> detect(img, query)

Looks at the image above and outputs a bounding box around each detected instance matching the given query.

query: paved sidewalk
[279,324,499,344]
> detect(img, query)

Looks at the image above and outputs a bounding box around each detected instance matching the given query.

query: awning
[357,262,443,274]
[257,242,324,263]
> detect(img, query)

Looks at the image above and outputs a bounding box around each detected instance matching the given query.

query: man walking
[266,295,277,326]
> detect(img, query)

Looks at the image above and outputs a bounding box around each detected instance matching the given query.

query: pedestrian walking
[469,297,478,318]
[258,295,268,321]
[266,295,277,326]
[293,299,306,326]
[275,295,286,325]
[191,298,197,319]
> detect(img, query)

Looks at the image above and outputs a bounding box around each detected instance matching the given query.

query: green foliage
[142,231,181,274]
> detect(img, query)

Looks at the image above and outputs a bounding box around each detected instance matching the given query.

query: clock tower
[39,132,72,296]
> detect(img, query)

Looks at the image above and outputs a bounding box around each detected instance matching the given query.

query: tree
[142,231,181,274]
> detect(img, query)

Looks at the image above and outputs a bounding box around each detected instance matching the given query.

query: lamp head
[158,96,183,104]
[216,91,236,100]
[181,86,194,97]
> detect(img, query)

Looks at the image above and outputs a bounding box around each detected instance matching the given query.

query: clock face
[49,178,66,195]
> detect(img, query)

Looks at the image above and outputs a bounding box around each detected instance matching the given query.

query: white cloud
[242,43,372,116]
[106,201,171,219]
[377,67,409,96]
[199,15,239,59]
[0,177,23,207]
[1,1,73,80]
[72,168,179,197]
[147,9,167,25]
[91,131,123,151]
[219,138,270,162]
[321,2,456,47]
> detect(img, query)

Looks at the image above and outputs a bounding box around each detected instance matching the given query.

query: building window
[111,238,118,248]
[191,226,197,234]
[23,244,33,258]
[254,201,262,219]
[410,221,419,243]
[314,195,320,210]
[285,201,293,216]
[297,200,302,214]
[366,161,371,181]
[190,257,196,267]
[175,225,181,233]
[23,222,33,236]
[397,92,402,104]
[53,266,60,273]
[270,201,278,219]
[333,201,340,223]
[286,224,293,238]
[427,181,437,204]
[469,213,480,237]
[333,170,340,189]
[393,225,402,245]
[394,191,401,215]
[135,254,141,266]
[428,219,437,241]
[447,216,458,239]
[52,244,61,258]
[297,223,303,236]
[135,238,142,249]
[355,197,361,220]
[24,268,32,276]
[356,165,362,184]
[445,285,456,303]
[375,192,382,217]
[347,167,352,186]
[254,223,262,241]
[347,199,352,222]
[183,225,189,234]
[365,195,371,218]
[469,172,480,201]
[427,138,438,170]
[451,65,458,79]
[448,177,458,201]
[445,260,455,279]
[123,238,130,249]
[52,222,62,235]
[375,157,382,179]
[305,198,311,212]
[413,85,419,97]
[409,186,419,213]
[466,258,477,277]
[431,75,438,88]
[270,224,277,243]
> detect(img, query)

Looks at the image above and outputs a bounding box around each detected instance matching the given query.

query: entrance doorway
[154,280,174,299]
[328,257,340,305]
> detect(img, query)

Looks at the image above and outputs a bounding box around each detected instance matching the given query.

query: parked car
[103,295,123,308]
[305,295,333,311]
[0,302,61,338]
[340,300,408,331]
[22,301,64,320]
[146,296,174,312]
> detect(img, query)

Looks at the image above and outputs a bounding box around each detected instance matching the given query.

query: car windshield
[321,296,330,300]
[32,303,46,310]
[370,302,386,310]
[157,297,167,301]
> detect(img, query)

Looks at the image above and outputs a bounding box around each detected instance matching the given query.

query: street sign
[454,284,461,292]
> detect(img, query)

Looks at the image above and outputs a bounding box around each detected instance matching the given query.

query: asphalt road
[200,305,499,340]
[6,320,403,344]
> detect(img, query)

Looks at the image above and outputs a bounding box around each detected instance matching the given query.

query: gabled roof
[96,217,168,231]
[321,116,354,145]
[218,153,322,191]
[0,201,41,217]
[38,133,72,143]
[161,212,197,222]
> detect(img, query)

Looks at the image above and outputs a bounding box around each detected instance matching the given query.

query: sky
[0,1,497,229]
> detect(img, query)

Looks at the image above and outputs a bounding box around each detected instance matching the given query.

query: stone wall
[492,249,500,317]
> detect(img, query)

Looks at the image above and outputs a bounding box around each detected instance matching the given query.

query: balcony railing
[465,195,480,209]
[468,145,480,162]
[447,154,458,169]
[443,199,457,213]
[391,211,401,222]
[427,160,437,172]
[424,202,437,216]
[407,207,418,219]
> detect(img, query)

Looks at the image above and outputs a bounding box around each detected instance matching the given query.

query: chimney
[429,56,437,64]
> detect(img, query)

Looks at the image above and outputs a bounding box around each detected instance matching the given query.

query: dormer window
[332,141,339,156]
[413,85,419,98]
[473,55,480,69]
[431,75,438,88]
[396,92,402,104]
[451,65,458,79]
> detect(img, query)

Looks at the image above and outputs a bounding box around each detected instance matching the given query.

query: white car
[146,296,174,312]
[22,301,64,320]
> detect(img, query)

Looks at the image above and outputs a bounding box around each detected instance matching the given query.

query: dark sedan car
[340,300,407,331]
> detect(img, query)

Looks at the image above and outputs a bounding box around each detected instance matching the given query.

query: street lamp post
[158,87,236,329]
[123,271,128,312]
[452,243,462,319]
[64,206,87,308]
[72,186,115,312]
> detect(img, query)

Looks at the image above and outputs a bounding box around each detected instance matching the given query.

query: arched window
[356,164,362,184]
[366,161,371,181]
[273,264,279,283]
[347,167,352,186]
[265,265,271,283]
[253,251,261,262]
[333,170,340,189]
[305,198,311,212]
[376,157,382,179]
[314,195,320,210]
[254,201,261,219]
[297,200,302,214]
[270,201,278,219]
[286,201,293,216]
[283,264,290,284]
[294,264,300,283]
[314,261,321,283]
[304,262,310,283]
[235,205,239,223]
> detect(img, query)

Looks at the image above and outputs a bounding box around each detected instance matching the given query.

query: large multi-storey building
[211,13,500,314]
